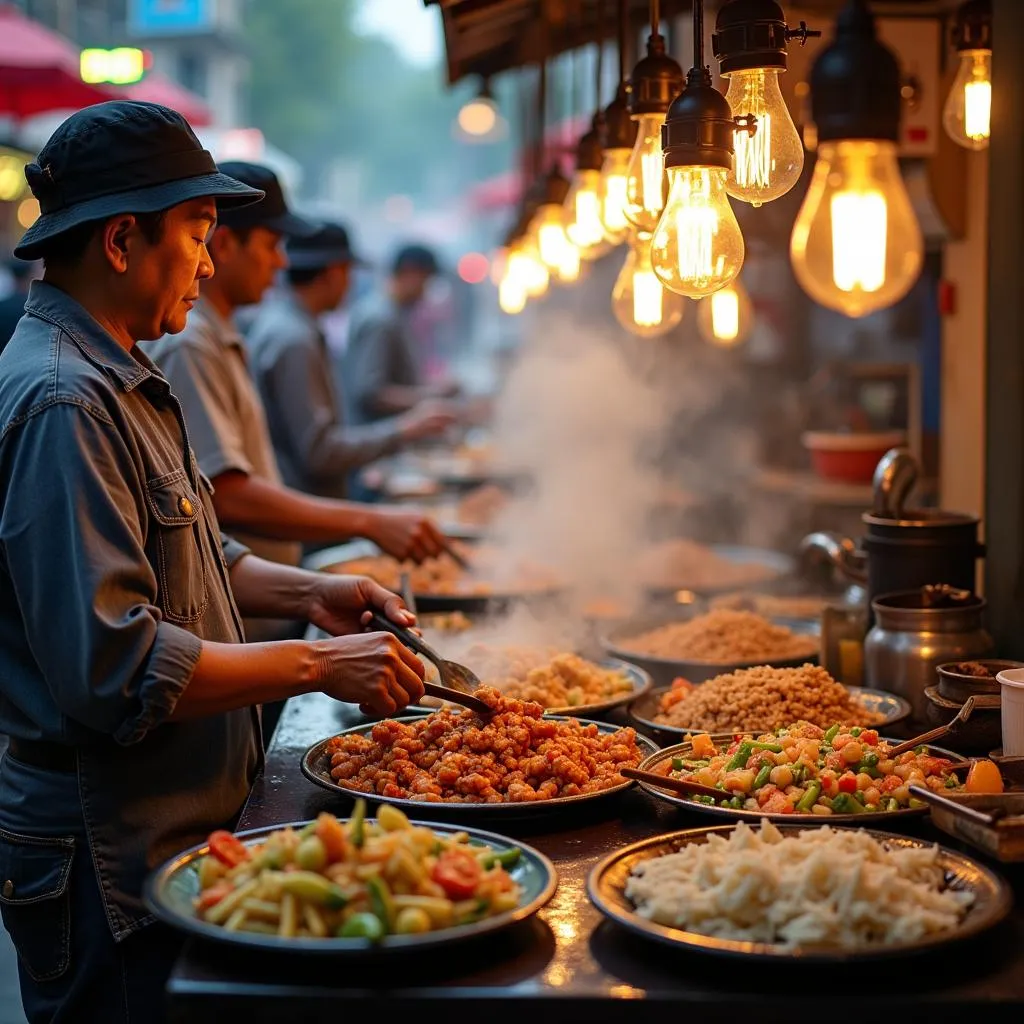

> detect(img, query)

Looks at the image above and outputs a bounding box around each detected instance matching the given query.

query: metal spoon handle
[619,766,726,800]
[366,610,444,669]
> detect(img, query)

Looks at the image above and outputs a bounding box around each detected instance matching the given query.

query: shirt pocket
[145,468,210,624]
[0,828,75,982]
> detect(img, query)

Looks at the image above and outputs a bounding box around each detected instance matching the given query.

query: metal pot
[936,659,1022,703]
[864,585,994,725]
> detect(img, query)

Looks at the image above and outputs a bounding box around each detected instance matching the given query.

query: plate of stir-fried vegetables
[635,721,978,823]
[144,800,556,953]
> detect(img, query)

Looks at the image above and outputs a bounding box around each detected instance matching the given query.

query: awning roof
[424,0,963,85]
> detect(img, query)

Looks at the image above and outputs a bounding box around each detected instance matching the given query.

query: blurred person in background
[0,256,41,353]
[343,243,462,425]
[146,163,449,646]
[246,221,457,502]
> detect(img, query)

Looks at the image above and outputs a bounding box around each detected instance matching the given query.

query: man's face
[220,225,287,307]
[119,198,215,339]
[394,268,432,306]
[324,261,352,310]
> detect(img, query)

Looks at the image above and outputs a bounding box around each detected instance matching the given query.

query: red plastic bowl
[801,431,907,483]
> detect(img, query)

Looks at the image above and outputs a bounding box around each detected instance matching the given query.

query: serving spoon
[886,694,1001,757]
[366,611,493,718]
[620,766,732,801]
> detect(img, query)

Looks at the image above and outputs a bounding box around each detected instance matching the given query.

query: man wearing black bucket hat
[148,166,451,643]
[0,102,425,1023]
[246,221,458,502]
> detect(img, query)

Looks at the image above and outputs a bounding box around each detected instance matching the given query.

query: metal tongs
[366,610,492,718]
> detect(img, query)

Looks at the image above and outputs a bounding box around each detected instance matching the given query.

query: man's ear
[101,214,136,274]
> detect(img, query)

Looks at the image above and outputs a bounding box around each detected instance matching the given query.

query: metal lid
[862,508,980,529]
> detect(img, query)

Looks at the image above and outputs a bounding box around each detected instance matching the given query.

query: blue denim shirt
[0,281,261,939]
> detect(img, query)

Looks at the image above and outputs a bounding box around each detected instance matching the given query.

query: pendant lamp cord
[595,0,606,109]
[651,0,660,38]
[693,0,705,71]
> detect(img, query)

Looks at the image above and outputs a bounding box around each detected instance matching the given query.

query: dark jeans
[0,753,182,1023]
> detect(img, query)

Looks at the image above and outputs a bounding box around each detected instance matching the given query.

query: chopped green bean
[823,724,841,744]
[725,742,753,771]
[796,781,821,812]
[753,765,772,789]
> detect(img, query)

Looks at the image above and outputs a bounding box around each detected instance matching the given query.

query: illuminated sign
[80,48,151,85]
[128,0,211,36]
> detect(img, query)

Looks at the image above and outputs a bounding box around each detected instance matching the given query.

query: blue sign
[128,0,211,36]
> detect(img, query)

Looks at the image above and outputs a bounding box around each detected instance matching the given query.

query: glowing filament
[830,190,887,293]
[734,113,772,191]
[573,189,604,245]
[633,270,663,327]
[710,288,740,341]
[964,79,991,141]
[640,151,664,215]
[603,174,630,232]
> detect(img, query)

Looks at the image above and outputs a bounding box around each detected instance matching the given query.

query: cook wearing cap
[343,241,462,428]
[146,171,451,646]
[0,102,425,1023]
[246,222,457,505]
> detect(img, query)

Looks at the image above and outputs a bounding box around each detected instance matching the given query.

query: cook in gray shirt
[0,102,424,1024]
[247,223,456,500]
[343,243,461,425]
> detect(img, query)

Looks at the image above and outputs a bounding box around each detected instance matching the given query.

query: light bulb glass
[458,97,498,137]
[498,272,527,314]
[943,50,992,151]
[696,277,754,346]
[724,68,804,206]
[534,204,569,270]
[790,139,923,318]
[650,166,745,299]
[624,113,668,233]
[611,232,686,338]
[599,148,632,245]
[564,169,613,260]
[508,237,549,299]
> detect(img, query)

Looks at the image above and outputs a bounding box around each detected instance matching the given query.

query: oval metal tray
[587,823,1012,962]
[301,716,659,819]
[634,732,962,825]
[628,684,912,739]
[145,818,556,957]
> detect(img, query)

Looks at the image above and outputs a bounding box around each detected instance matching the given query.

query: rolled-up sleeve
[266,328,403,482]
[152,335,253,480]
[3,400,203,744]
[221,533,250,568]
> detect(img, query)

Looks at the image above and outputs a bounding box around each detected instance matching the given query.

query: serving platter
[642,544,796,599]
[405,658,652,719]
[587,823,1012,962]
[145,818,556,956]
[634,733,961,825]
[301,716,659,819]
[628,685,912,740]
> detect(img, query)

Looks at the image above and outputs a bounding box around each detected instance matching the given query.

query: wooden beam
[983,0,1024,653]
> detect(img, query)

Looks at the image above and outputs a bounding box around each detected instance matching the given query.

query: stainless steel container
[865,586,994,725]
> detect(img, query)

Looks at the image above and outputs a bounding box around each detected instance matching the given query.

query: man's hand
[312,631,425,716]
[306,573,415,638]
[399,399,460,442]
[364,509,446,562]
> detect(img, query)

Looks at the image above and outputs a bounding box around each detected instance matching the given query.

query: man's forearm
[371,384,431,416]
[168,637,321,720]
[212,471,373,543]
[228,551,322,620]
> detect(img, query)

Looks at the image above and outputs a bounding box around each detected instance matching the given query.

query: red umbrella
[0,4,116,120]
[121,72,212,127]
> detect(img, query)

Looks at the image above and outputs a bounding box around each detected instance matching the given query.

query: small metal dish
[936,659,1022,703]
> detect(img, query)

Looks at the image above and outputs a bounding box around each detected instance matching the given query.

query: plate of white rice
[587,820,1011,961]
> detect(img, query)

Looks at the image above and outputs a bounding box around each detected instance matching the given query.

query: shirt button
[2,880,13,899]
[179,496,195,517]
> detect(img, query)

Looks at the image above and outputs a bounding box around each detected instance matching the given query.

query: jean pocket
[0,828,75,982]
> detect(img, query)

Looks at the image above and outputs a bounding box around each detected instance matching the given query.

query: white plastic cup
[996,668,1024,756]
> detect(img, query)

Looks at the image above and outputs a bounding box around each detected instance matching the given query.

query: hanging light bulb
[943,0,992,151]
[612,231,686,337]
[696,275,753,345]
[790,0,923,318]
[599,82,639,245]
[711,1,819,207]
[530,166,580,283]
[457,78,500,140]
[650,0,751,299]
[622,24,684,234]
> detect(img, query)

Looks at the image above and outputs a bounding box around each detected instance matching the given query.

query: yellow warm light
[599,148,632,245]
[458,98,498,137]
[16,198,39,229]
[80,47,146,85]
[612,232,685,338]
[710,288,740,341]
[498,273,527,314]
[943,50,992,151]
[790,139,922,318]
[624,113,667,234]
[696,276,753,347]
[651,166,744,299]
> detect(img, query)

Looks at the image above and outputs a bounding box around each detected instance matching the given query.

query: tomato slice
[196,881,233,911]
[208,830,250,868]
[860,730,879,746]
[431,850,482,900]
[837,772,858,794]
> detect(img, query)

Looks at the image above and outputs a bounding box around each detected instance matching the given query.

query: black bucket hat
[286,221,366,270]
[391,243,442,276]
[215,161,315,238]
[15,101,264,260]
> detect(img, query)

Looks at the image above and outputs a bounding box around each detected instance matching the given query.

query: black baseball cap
[215,161,314,238]
[391,243,441,276]
[286,221,366,270]
[15,101,264,260]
